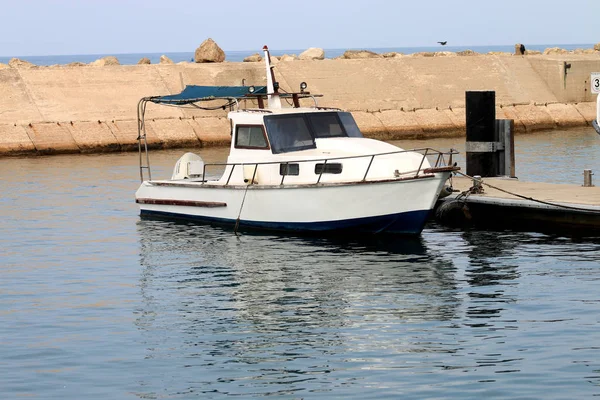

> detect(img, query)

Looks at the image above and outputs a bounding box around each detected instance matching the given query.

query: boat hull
[136,173,450,235]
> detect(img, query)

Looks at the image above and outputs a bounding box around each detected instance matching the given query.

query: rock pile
[243,53,262,62]
[194,38,225,63]
[90,56,120,66]
[159,55,174,64]
[342,50,380,59]
[279,54,297,62]
[8,58,36,68]
[299,48,324,60]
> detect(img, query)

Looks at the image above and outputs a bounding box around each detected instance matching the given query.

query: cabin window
[338,112,363,138]
[279,163,300,176]
[264,115,316,154]
[307,113,345,138]
[315,163,343,174]
[235,125,269,149]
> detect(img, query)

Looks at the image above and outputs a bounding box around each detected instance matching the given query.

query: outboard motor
[171,152,205,180]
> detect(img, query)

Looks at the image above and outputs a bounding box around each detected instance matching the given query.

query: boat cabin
[229,109,362,154]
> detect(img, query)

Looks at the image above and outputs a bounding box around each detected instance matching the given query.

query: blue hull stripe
[140,209,431,235]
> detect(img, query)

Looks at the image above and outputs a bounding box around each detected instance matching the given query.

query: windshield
[264,111,364,154]
[264,114,316,154]
[337,112,363,138]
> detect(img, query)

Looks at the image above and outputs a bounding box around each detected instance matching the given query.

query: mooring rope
[233,184,250,236]
[233,165,259,236]
[454,171,600,214]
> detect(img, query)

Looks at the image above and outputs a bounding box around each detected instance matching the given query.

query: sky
[0,0,598,56]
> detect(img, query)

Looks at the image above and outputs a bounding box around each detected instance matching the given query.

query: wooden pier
[435,177,600,235]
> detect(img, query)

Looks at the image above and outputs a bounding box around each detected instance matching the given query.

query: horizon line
[1,42,596,59]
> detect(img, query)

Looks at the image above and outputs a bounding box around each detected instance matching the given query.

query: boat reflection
[135,218,460,337]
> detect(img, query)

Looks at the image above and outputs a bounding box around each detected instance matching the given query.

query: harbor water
[2,128,600,399]
[0,43,594,65]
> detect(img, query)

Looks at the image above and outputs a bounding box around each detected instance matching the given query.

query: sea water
[1,128,600,398]
[0,43,594,65]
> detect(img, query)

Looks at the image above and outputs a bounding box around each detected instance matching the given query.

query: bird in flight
[438,41,448,46]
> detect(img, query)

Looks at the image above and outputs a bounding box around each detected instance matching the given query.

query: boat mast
[263,45,282,109]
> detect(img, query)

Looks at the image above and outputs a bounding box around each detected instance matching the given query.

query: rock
[457,50,478,56]
[515,43,526,55]
[279,54,297,62]
[524,50,542,55]
[299,47,324,60]
[488,51,511,56]
[65,62,87,67]
[543,47,568,55]
[411,52,436,57]
[270,56,280,64]
[243,53,262,62]
[137,57,151,65]
[594,43,600,51]
[89,56,120,66]
[434,51,457,57]
[0,63,9,69]
[342,50,381,59]
[194,38,225,63]
[159,55,174,64]
[8,58,36,68]
[583,49,598,54]
[382,52,403,58]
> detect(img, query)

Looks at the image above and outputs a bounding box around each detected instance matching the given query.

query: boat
[134,46,459,235]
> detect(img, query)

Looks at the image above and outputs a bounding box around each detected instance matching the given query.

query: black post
[466,91,496,177]
[495,119,516,177]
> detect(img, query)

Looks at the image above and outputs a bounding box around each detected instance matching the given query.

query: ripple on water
[1,144,600,398]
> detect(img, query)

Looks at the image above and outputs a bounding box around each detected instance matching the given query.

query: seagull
[438,41,448,46]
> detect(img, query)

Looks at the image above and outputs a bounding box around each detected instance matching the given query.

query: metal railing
[192,147,458,186]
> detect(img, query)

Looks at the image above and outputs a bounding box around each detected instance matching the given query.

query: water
[0,43,595,65]
[2,129,600,398]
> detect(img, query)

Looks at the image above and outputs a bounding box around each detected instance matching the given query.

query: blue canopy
[149,85,267,105]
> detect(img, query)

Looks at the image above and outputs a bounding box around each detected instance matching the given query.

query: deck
[435,177,600,235]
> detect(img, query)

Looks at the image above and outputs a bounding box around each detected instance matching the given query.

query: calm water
[2,128,600,399]
[0,43,594,65]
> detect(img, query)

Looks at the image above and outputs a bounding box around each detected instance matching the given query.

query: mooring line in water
[234,165,258,236]
[455,171,600,213]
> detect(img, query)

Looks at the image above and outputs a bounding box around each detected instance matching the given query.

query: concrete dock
[436,176,600,234]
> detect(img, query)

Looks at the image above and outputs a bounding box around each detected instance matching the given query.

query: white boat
[135,46,459,235]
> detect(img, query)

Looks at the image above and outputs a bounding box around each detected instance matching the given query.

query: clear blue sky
[0,0,597,56]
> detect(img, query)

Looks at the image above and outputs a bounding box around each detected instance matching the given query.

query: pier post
[495,119,516,177]
[466,91,497,177]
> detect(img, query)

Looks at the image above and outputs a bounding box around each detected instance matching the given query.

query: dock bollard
[583,170,594,187]
[472,175,483,191]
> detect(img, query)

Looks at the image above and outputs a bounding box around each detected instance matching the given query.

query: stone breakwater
[1,53,600,156]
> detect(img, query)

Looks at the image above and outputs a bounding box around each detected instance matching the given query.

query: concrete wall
[1,54,599,156]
